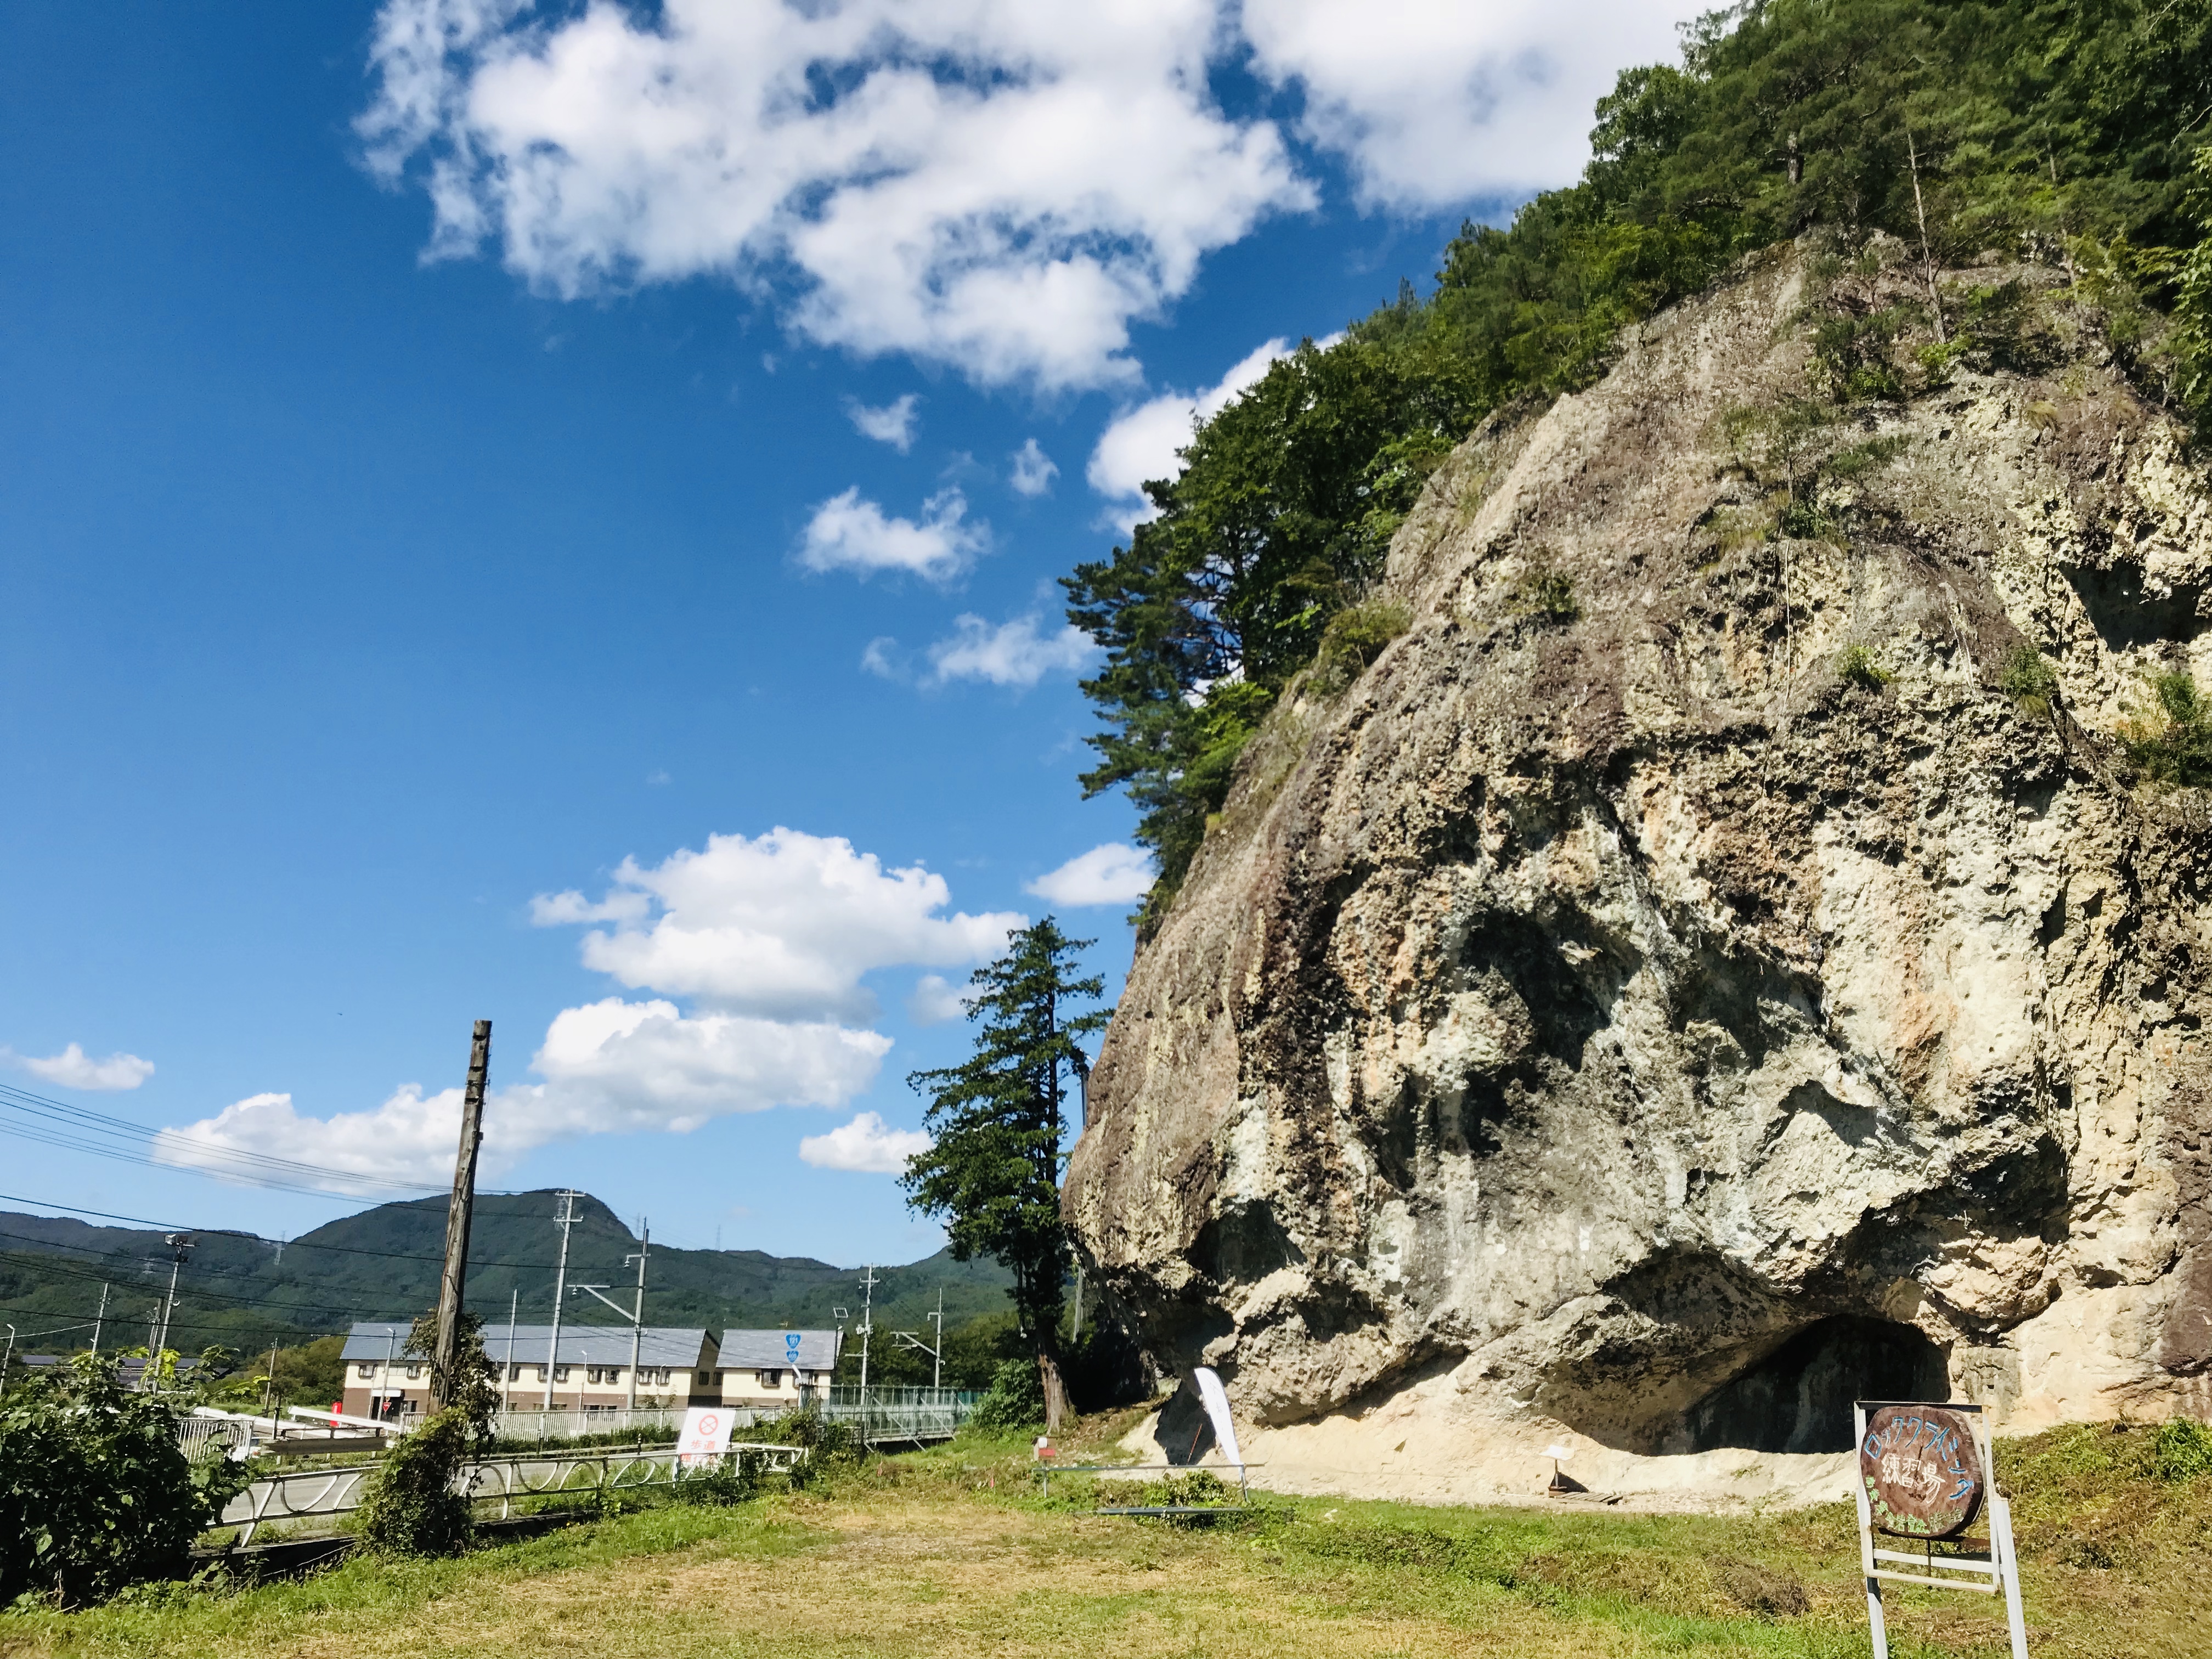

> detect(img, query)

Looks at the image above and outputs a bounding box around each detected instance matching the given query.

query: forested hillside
[0,1192,1012,1360]
[1068,0,2212,929]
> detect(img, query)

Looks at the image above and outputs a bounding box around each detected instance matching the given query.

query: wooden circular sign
[1859,1405,1983,1538]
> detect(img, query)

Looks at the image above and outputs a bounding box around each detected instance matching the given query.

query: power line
[0,1189,583,1271]
[0,1084,445,1201]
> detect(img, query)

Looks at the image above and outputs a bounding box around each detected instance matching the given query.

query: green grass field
[4,1415,2206,1659]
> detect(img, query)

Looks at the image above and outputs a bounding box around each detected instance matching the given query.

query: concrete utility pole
[149,1234,192,1389]
[90,1282,109,1356]
[432,1019,492,1410]
[626,1221,648,1409]
[856,1264,879,1398]
[542,1189,581,1411]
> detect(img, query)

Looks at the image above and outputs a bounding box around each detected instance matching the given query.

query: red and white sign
[676,1406,733,1468]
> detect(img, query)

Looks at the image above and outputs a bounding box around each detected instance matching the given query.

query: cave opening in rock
[1675,1316,1949,1454]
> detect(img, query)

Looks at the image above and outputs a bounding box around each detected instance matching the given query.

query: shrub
[1836,642,1893,690]
[678,1457,757,1508]
[968,1359,1048,1432]
[2121,671,2212,786]
[2000,644,2059,715]
[1312,599,1413,690]
[2150,1417,2212,1483]
[0,1354,256,1606]
[353,1406,474,1558]
[1515,569,1580,623]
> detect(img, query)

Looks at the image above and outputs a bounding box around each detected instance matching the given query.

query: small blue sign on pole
[786,1331,802,1361]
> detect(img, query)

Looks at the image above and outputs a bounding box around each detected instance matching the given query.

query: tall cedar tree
[901,919,1107,1430]
[1065,0,2212,934]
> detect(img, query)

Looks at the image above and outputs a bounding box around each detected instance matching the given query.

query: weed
[2149,1416,2212,1482]
[354,1408,475,1558]
[2120,670,2212,785]
[1514,569,1579,623]
[1836,642,1893,690]
[1999,644,2059,715]
[1310,598,1414,691]
[1713,1556,1809,1618]
[1824,433,1910,481]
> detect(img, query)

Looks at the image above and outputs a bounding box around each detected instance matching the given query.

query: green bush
[2000,643,2059,714]
[0,1354,256,1606]
[676,1457,757,1508]
[2121,671,2212,785]
[1836,642,1893,689]
[1312,599,1414,689]
[2150,1417,2212,1483]
[1516,569,1580,623]
[353,1407,474,1558]
[968,1359,1047,1432]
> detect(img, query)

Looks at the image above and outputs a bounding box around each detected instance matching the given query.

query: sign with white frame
[1852,1400,2028,1658]
[676,1406,733,1468]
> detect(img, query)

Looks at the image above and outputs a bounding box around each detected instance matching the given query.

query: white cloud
[1026,843,1157,907]
[926,614,1097,688]
[800,487,985,582]
[358,0,1311,390]
[5,1043,156,1091]
[534,826,1024,1023]
[906,973,973,1026]
[846,393,919,453]
[157,825,1022,1190]
[798,1110,933,1173]
[860,637,902,679]
[1086,337,1293,529]
[1243,0,1695,208]
[156,1005,890,1189]
[1008,438,1059,498]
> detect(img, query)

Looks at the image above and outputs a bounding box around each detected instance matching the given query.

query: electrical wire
[0,1189,579,1270]
[0,1081,448,1199]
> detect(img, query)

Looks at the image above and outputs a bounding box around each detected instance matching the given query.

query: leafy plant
[0,1354,256,1606]
[354,1406,475,1558]
[967,1359,1048,1432]
[677,1458,757,1508]
[1311,598,1414,691]
[1836,642,1894,689]
[1999,643,2059,715]
[2149,1417,2212,1483]
[1514,569,1580,623]
[2120,671,2212,786]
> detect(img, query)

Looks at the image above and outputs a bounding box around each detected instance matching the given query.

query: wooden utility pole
[431,1019,492,1409]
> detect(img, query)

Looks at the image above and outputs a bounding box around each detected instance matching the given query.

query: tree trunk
[1037,1347,1069,1432]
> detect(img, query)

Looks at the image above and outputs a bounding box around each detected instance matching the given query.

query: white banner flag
[1192,1367,1243,1467]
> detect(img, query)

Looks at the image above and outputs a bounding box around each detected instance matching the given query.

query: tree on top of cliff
[900,918,1107,1430]
[1065,0,2212,935]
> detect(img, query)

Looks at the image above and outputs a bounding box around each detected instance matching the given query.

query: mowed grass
[4,1417,2207,1659]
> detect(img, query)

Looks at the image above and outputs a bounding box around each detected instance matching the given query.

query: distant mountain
[0,1192,1012,1356]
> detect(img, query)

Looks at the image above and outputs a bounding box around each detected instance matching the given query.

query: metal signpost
[1852,1400,2028,1658]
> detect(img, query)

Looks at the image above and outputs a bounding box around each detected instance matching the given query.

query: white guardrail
[217,1442,809,1547]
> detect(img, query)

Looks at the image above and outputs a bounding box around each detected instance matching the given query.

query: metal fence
[217,1441,809,1547]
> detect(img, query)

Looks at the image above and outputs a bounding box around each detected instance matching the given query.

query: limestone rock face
[1064,247,2212,1468]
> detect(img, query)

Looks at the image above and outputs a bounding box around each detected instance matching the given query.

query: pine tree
[900,919,1107,1430]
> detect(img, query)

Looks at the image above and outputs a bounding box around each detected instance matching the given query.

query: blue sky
[1,1,1692,1269]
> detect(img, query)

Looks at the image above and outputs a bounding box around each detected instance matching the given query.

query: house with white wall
[341,1322,719,1418]
[713,1329,841,1409]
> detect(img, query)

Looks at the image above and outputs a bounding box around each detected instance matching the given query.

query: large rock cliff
[1065,245,2212,1496]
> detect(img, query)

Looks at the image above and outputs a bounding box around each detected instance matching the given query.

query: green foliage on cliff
[1067,0,2212,928]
